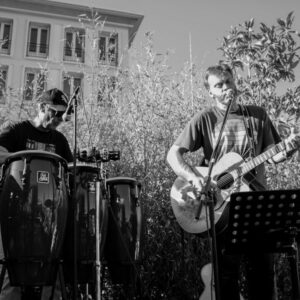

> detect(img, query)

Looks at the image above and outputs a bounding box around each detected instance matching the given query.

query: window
[97,75,116,105]
[0,66,8,103]
[27,23,50,58]
[64,28,85,63]
[63,73,82,99]
[23,68,47,101]
[0,19,13,55]
[98,32,118,66]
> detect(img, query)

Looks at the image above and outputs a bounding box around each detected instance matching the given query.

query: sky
[55,0,300,87]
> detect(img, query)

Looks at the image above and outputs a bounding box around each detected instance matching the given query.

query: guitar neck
[239,141,286,176]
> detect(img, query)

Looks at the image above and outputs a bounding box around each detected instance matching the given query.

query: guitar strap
[240,105,268,191]
[240,104,256,158]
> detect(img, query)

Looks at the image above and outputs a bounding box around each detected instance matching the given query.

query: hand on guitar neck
[285,127,300,155]
[276,115,300,161]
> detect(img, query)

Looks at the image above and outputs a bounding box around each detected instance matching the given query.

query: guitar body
[199,263,245,300]
[199,263,214,300]
[170,152,251,233]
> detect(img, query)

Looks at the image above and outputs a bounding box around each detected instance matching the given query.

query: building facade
[0,0,143,103]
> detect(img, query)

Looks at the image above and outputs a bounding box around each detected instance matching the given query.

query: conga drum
[104,177,143,284]
[0,150,69,287]
[63,162,108,284]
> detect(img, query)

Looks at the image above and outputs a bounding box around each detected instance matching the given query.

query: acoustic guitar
[170,139,295,234]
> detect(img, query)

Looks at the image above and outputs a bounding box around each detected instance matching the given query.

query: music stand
[225,189,300,300]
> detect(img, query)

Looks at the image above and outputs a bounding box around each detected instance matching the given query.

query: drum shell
[104,177,143,284]
[63,163,108,284]
[0,151,68,286]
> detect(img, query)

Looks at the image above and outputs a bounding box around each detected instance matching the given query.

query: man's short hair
[204,64,234,90]
[37,88,68,110]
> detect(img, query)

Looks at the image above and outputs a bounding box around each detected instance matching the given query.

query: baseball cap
[37,88,68,111]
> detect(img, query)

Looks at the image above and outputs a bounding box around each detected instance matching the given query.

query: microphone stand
[195,97,234,300]
[71,91,79,300]
[95,171,102,300]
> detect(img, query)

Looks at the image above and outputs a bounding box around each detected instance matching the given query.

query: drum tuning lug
[21,177,27,187]
[21,158,29,187]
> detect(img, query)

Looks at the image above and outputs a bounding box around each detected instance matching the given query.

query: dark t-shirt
[175,105,281,188]
[0,120,73,162]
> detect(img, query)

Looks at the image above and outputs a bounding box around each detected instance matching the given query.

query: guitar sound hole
[216,172,234,189]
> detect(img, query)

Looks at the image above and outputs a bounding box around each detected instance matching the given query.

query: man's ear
[208,90,214,99]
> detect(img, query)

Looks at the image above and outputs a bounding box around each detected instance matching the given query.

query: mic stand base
[206,194,221,300]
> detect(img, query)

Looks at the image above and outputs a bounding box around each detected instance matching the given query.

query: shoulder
[0,120,29,133]
[244,105,268,119]
[244,105,266,113]
[190,106,218,122]
[52,130,71,149]
[52,129,68,141]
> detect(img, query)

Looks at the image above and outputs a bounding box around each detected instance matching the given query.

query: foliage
[1,10,300,300]
[94,33,210,299]
[219,12,300,300]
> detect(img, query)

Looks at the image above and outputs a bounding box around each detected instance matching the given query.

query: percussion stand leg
[0,262,6,293]
[49,262,68,300]
[48,263,67,300]
[58,263,68,300]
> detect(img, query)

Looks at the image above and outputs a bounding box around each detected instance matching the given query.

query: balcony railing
[63,46,85,63]
[0,39,11,54]
[99,50,118,66]
[27,42,49,58]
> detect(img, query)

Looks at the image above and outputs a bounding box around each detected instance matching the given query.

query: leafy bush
[1,11,300,300]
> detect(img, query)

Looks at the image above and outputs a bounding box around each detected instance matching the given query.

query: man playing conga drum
[0,88,72,163]
[0,88,73,299]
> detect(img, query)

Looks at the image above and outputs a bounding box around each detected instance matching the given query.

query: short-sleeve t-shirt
[0,120,73,162]
[175,105,281,188]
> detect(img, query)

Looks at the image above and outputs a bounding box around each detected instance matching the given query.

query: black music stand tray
[225,189,300,300]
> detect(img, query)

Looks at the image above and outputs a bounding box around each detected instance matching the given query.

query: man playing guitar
[167,63,300,300]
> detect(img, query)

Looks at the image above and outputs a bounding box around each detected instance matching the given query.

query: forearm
[167,145,199,182]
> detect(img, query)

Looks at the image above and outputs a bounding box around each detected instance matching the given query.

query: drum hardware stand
[87,150,120,299]
[95,180,102,300]
[93,150,119,300]
[69,86,80,300]
[72,88,81,300]
[226,190,300,300]
[195,98,234,300]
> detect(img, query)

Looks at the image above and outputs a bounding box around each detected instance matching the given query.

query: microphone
[224,89,235,101]
[62,86,80,121]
